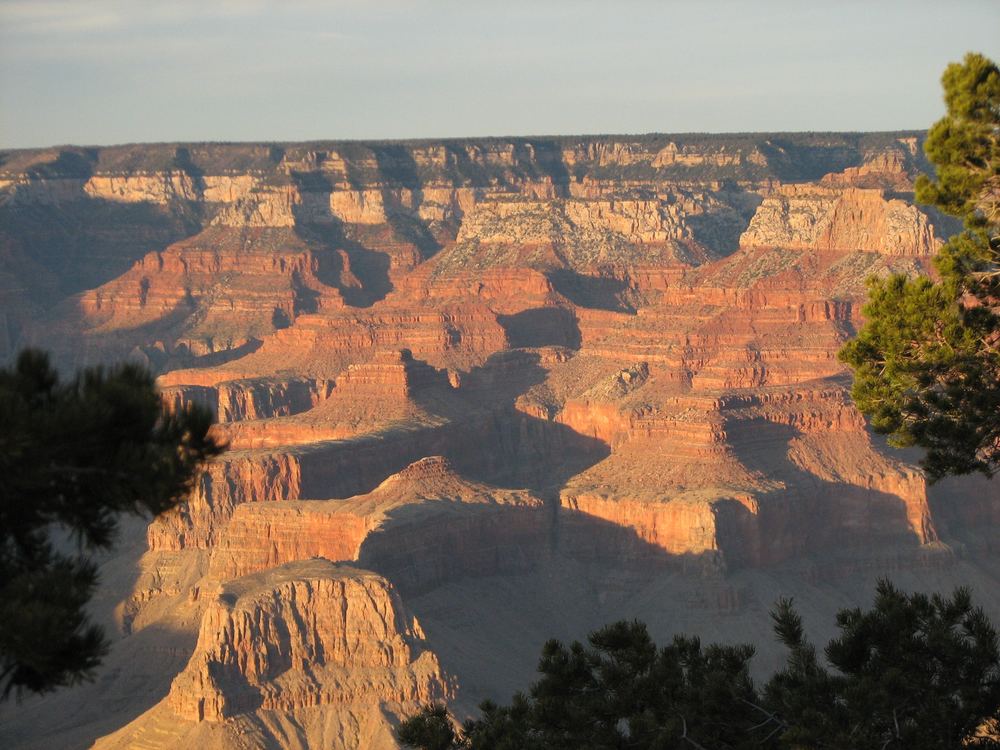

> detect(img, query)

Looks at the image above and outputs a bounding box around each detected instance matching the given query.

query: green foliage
[839,262,1000,479]
[767,581,1000,748]
[398,582,1000,749]
[840,52,1000,480]
[0,349,223,697]
[400,620,777,750]
[396,703,456,750]
[915,53,1000,227]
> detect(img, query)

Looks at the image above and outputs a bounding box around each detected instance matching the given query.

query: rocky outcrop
[210,186,301,227]
[739,185,939,256]
[149,395,593,555]
[83,172,201,203]
[557,381,937,570]
[161,376,333,423]
[148,451,303,551]
[441,194,720,273]
[0,176,89,205]
[819,145,916,189]
[91,561,453,750]
[209,456,547,588]
[166,560,452,722]
[209,351,455,448]
[559,139,768,170]
[162,301,509,381]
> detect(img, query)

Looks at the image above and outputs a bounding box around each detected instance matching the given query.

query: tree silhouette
[0,349,223,697]
[399,582,1000,749]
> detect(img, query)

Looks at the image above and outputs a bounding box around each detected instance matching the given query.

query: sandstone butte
[1,133,998,750]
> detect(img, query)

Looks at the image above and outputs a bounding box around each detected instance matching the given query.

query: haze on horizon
[1,0,999,150]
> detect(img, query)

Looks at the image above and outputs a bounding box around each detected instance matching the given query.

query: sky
[1,0,999,149]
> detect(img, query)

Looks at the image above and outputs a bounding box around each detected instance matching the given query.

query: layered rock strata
[208,456,547,590]
[167,561,452,721]
[3,133,999,750]
[93,560,452,750]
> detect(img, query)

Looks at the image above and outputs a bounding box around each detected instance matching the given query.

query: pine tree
[840,52,1000,480]
[0,349,223,697]
[398,621,777,749]
[398,584,1000,749]
[766,581,1000,748]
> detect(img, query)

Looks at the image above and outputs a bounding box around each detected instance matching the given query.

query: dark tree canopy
[839,52,1000,480]
[0,349,223,697]
[398,582,1000,749]
[767,581,1000,749]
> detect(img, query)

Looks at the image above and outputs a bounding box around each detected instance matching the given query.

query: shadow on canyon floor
[173,337,264,371]
[388,506,728,714]
[35,298,200,374]
[290,149,444,308]
[686,189,764,258]
[498,307,581,349]
[371,145,444,261]
[293,401,610,501]
[293,216,394,308]
[547,269,636,312]
[0,515,199,749]
[522,139,572,198]
[725,417,927,558]
[284,351,609,500]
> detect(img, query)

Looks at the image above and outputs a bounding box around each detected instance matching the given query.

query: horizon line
[1,127,931,154]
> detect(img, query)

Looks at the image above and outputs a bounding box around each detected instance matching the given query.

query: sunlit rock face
[166,561,453,722]
[2,133,997,750]
[739,185,939,256]
[94,561,454,750]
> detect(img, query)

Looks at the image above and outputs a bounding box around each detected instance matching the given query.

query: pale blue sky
[1,0,999,148]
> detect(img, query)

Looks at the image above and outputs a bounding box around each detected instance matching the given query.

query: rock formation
[2,133,998,750]
[94,560,453,750]
[739,185,939,256]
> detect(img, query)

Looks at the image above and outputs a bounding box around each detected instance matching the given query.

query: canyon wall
[2,132,998,750]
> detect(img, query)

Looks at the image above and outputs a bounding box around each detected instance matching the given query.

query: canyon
[1,132,998,749]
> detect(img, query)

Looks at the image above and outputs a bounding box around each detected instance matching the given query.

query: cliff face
[93,560,452,750]
[166,561,452,722]
[739,185,939,256]
[3,132,999,750]
[204,456,547,587]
